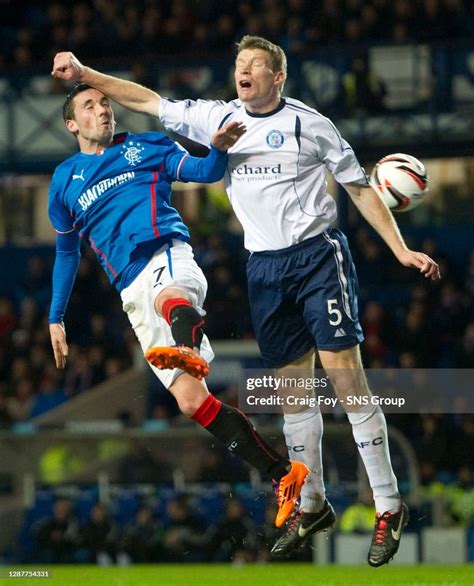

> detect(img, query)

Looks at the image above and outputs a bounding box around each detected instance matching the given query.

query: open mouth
[239,80,252,89]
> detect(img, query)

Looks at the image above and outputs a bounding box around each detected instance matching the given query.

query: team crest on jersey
[121,141,145,166]
[266,130,284,149]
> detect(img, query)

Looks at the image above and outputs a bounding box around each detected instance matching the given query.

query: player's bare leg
[168,372,309,526]
[271,349,336,557]
[319,344,408,566]
[146,287,209,379]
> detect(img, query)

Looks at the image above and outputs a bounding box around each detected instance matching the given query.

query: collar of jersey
[78,132,129,156]
[245,98,286,118]
[113,132,128,144]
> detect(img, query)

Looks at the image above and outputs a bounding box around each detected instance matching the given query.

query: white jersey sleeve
[312,115,368,186]
[160,98,236,146]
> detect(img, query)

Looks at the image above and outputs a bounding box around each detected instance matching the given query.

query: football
[369,153,429,212]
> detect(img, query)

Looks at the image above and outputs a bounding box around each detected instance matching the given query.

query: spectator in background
[339,489,375,533]
[63,350,92,396]
[209,499,257,562]
[30,364,67,418]
[456,323,474,368]
[0,297,16,339]
[397,304,434,366]
[361,301,390,366]
[0,392,13,429]
[415,415,448,473]
[36,498,80,564]
[445,465,474,527]
[21,256,51,310]
[79,503,118,565]
[433,282,469,364]
[343,56,386,115]
[7,378,34,422]
[118,506,163,564]
[1,0,471,70]
[9,357,32,386]
[451,416,474,472]
[162,497,206,562]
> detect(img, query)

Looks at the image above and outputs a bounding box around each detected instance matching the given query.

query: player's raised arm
[51,52,160,118]
[345,183,441,280]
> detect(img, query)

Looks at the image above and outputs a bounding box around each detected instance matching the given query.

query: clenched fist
[51,52,85,82]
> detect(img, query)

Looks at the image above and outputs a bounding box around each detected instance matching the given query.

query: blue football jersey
[48,131,192,288]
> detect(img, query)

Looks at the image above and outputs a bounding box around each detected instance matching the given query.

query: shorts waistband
[250,230,335,258]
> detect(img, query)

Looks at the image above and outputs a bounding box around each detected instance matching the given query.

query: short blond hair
[236,35,287,78]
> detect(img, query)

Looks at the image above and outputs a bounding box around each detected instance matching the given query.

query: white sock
[283,406,326,513]
[347,405,401,514]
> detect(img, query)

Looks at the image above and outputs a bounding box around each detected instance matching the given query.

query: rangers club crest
[266,130,284,149]
[121,141,145,166]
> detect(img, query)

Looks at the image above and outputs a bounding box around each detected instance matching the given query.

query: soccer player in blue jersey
[52,37,440,566]
[48,83,309,530]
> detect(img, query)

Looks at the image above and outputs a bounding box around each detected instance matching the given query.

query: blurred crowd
[1,0,472,71]
[30,495,280,565]
[0,248,133,425]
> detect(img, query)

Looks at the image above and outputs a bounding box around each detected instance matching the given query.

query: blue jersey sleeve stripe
[166,244,174,277]
[54,227,76,234]
[176,155,189,181]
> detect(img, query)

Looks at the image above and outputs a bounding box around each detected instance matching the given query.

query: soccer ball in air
[369,153,429,212]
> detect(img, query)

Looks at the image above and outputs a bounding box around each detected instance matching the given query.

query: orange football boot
[274,461,310,528]
[145,346,209,380]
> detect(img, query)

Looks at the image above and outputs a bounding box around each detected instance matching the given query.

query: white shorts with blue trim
[120,240,214,388]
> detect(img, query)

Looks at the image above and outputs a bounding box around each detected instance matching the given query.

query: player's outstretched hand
[211,121,246,152]
[397,250,441,280]
[51,52,85,81]
[49,323,68,369]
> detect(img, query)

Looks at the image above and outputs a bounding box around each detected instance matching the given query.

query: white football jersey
[160,97,368,252]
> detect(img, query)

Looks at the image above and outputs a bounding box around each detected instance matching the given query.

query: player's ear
[274,70,286,88]
[65,119,79,134]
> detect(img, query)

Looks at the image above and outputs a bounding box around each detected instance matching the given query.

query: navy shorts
[247,228,364,368]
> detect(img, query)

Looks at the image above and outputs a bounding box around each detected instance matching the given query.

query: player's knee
[170,377,208,417]
[177,398,201,417]
[154,287,190,315]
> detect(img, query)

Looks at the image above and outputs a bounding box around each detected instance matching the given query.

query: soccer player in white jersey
[52,36,440,566]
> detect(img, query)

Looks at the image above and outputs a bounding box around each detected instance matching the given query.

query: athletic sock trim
[161,297,192,324]
[191,394,222,427]
[192,320,205,344]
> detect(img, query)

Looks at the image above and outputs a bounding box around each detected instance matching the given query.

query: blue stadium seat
[196,488,226,524]
[110,488,140,527]
[234,487,267,525]
[74,486,99,523]
[152,486,179,522]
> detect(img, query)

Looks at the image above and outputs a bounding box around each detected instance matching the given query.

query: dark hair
[62,83,93,121]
